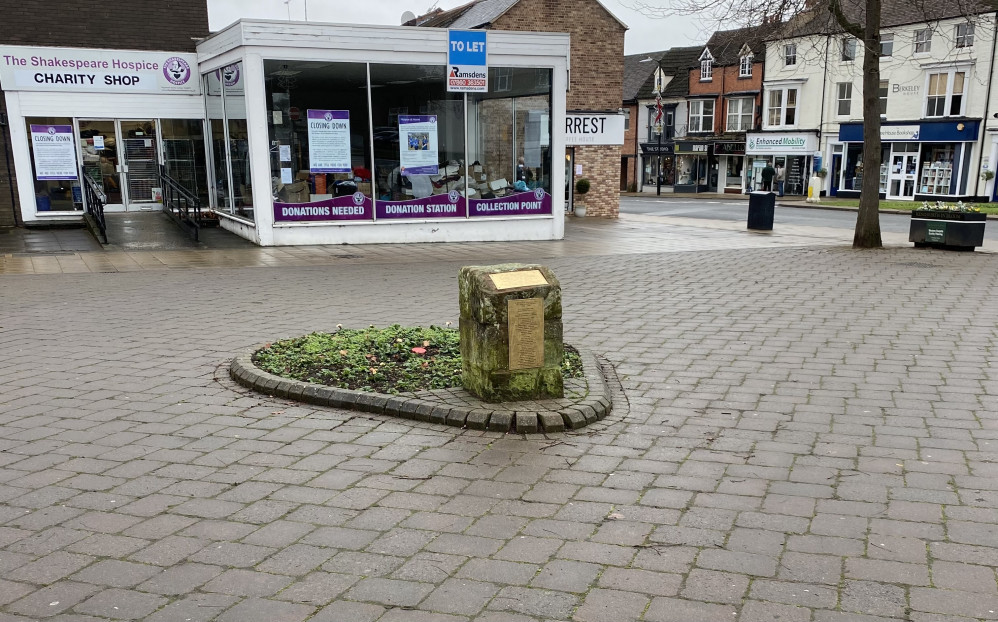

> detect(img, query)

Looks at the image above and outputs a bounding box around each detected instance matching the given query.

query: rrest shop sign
[0,45,200,95]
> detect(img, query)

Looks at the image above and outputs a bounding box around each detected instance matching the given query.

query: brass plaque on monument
[508,298,545,370]
[490,270,548,291]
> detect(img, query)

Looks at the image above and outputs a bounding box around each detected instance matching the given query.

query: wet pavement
[0,211,997,621]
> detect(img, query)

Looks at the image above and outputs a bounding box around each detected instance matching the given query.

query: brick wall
[494,0,625,217]
[687,61,764,134]
[622,102,638,191]
[0,0,208,52]
[0,97,18,227]
[0,0,208,227]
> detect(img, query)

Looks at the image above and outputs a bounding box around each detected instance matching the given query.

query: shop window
[879,80,889,116]
[494,67,512,92]
[784,44,797,66]
[739,54,753,77]
[688,100,714,133]
[263,60,372,215]
[915,28,932,53]
[925,70,966,117]
[955,23,974,48]
[623,108,630,131]
[468,68,552,201]
[837,82,852,116]
[25,116,80,213]
[203,62,253,220]
[841,37,857,62]
[370,64,466,204]
[765,87,798,128]
[880,33,894,56]
[726,97,753,132]
[701,59,712,81]
[161,119,209,205]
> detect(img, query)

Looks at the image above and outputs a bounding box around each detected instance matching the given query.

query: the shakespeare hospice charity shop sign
[469,188,552,217]
[30,125,77,180]
[274,195,374,222]
[447,30,487,93]
[0,45,198,94]
[746,132,818,154]
[307,110,351,173]
[399,115,439,175]
[565,113,625,146]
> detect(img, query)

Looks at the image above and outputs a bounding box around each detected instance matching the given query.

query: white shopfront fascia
[0,45,205,224]
[565,113,625,146]
[196,20,570,247]
[746,131,819,154]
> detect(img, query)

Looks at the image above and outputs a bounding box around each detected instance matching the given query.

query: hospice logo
[162,57,191,85]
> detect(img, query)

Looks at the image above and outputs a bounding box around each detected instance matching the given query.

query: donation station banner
[376,192,467,219]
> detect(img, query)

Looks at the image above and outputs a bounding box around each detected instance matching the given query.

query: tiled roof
[705,22,782,66]
[407,0,629,29]
[623,52,662,101]
[624,46,703,101]
[769,0,998,39]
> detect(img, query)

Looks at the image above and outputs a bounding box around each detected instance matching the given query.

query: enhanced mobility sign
[447,30,487,92]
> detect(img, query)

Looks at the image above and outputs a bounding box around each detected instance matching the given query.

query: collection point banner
[469,189,552,217]
[307,110,351,174]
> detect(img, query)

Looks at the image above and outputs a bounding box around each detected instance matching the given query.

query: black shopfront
[674,141,714,193]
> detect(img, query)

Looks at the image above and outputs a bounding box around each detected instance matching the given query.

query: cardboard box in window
[356,182,371,196]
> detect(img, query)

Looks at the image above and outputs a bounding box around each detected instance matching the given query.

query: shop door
[830,154,842,196]
[118,120,161,211]
[78,120,124,211]
[887,152,918,200]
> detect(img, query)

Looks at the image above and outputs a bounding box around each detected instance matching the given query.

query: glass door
[887,145,918,201]
[118,120,161,211]
[78,120,124,211]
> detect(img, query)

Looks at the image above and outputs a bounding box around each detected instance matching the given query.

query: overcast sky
[206,0,704,56]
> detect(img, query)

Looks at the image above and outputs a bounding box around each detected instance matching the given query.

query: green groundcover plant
[253,324,584,394]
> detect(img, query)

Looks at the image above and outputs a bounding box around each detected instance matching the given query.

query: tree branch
[827,0,864,39]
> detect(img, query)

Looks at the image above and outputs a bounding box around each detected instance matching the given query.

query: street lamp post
[654,88,663,197]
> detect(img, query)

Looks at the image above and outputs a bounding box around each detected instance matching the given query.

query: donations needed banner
[0,45,199,94]
[274,195,373,222]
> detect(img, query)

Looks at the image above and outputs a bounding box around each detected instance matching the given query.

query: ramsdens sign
[0,45,199,95]
[447,30,487,93]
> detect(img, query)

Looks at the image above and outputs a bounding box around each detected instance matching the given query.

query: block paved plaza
[0,214,996,621]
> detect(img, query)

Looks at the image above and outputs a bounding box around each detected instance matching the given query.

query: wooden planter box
[909,210,986,251]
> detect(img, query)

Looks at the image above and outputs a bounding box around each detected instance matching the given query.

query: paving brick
[419,578,498,615]
[202,569,293,597]
[344,577,434,607]
[74,588,168,619]
[644,597,738,622]
[216,597,316,622]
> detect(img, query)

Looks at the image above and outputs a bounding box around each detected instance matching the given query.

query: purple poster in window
[376,191,467,219]
[469,188,552,217]
[30,125,77,180]
[273,194,373,222]
[307,110,351,173]
[398,115,439,175]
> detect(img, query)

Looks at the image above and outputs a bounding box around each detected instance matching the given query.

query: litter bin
[747,191,775,231]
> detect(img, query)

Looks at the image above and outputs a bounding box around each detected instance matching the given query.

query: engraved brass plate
[490,269,548,291]
[508,298,545,370]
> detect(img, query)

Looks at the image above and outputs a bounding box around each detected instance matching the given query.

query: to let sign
[447,30,487,92]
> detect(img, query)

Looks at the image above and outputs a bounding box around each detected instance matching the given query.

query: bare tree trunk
[853,0,883,248]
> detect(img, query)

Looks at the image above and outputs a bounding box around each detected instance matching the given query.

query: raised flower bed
[910,202,986,251]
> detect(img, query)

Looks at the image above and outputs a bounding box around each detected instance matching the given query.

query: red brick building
[680,24,778,193]
[411,0,627,217]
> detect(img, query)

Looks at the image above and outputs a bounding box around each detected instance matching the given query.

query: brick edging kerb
[229,345,612,433]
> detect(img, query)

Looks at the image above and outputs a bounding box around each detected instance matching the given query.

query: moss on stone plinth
[459,263,564,402]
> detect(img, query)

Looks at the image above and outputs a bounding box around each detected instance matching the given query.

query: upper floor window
[701,60,713,81]
[765,87,798,127]
[956,23,975,48]
[689,99,714,133]
[915,28,932,53]
[841,37,857,62]
[926,70,965,117]
[837,82,853,116]
[623,108,630,131]
[726,97,754,131]
[784,44,797,66]
[740,55,753,77]
[879,80,889,116]
[495,67,512,91]
[880,33,894,56]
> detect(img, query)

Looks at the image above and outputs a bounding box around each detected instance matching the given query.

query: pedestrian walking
[775,162,786,196]
[761,163,776,192]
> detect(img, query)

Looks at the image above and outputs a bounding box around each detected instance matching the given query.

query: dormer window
[699,48,714,82]
[738,44,753,77]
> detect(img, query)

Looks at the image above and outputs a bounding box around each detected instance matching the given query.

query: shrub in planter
[575,178,591,195]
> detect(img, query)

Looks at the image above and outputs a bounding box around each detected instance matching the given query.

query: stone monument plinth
[459,263,563,402]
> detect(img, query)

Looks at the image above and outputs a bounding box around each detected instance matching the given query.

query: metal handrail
[159,165,201,241]
[81,169,107,244]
